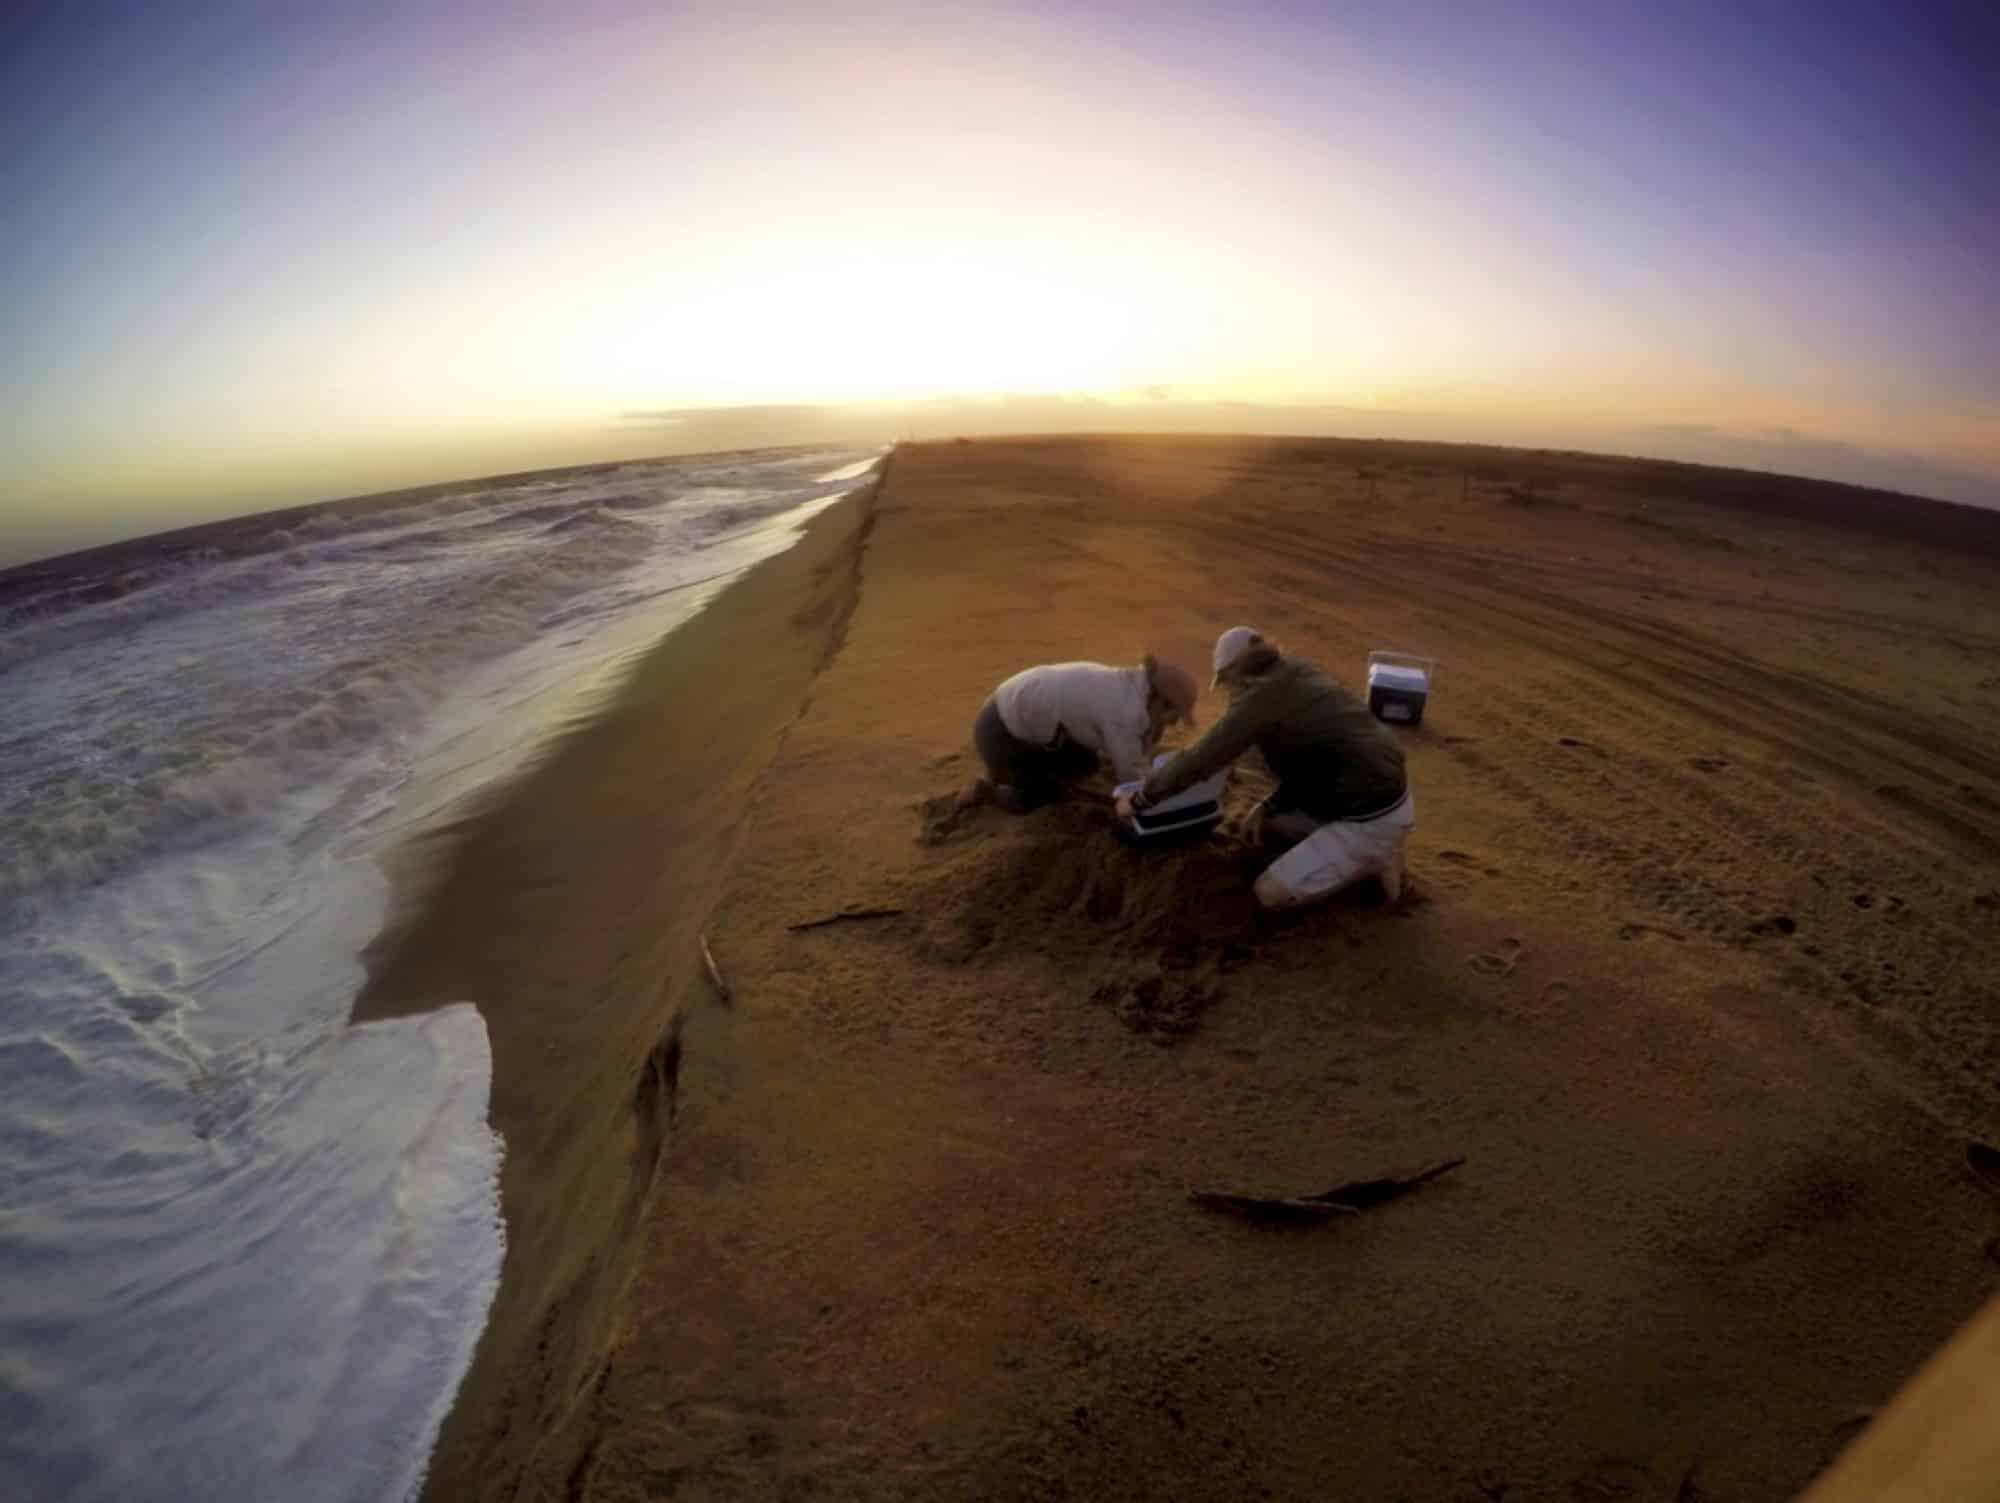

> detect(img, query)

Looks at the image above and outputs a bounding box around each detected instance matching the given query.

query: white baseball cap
[1211,625,1265,686]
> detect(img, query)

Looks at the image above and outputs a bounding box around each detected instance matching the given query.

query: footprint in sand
[1432,850,1480,887]
[1469,938,1523,977]
[914,785,988,844]
[1688,756,1730,773]
[1431,849,1503,886]
[1555,736,1607,758]
[1500,978,1574,1020]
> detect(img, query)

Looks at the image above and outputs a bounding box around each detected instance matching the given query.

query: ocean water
[0,446,882,1502]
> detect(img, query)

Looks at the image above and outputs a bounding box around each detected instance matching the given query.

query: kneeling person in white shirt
[971,656,1198,813]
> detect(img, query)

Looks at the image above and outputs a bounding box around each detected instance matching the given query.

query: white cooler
[1366,650,1435,726]
[1114,753,1229,842]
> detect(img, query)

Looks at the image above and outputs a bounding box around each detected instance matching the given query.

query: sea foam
[0,446,881,1501]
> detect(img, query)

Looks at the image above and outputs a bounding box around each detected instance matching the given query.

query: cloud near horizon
[1614,421,2000,508]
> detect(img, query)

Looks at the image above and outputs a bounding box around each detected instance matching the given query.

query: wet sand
[354,479,879,1499]
[364,437,2000,1501]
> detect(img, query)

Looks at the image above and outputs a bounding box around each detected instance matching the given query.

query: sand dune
[364,436,2000,1501]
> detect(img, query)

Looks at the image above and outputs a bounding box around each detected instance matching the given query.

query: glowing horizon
[4,0,1996,564]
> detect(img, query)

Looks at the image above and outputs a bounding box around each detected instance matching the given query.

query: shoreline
[0,442,852,591]
[352,470,881,1500]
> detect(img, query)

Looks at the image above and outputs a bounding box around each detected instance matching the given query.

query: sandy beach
[360,436,2000,1502]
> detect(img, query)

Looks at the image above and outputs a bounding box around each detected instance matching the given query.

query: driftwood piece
[698,932,731,1005]
[1187,1190,1360,1223]
[1313,1156,1466,1210]
[786,906,906,933]
[1190,1157,1466,1224]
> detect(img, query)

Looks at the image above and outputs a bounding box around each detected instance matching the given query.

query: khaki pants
[971,698,1099,811]
[1252,792,1415,910]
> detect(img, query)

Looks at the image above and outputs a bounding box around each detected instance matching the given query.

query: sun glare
[562,230,1211,407]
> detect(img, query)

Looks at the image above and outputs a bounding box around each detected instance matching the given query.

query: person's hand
[1114,790,1136,820]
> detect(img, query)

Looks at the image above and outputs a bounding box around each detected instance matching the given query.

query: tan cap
[1150,660,1198,720]
[1211,625,1264,687]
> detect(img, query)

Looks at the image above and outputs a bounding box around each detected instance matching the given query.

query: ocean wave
[0,444,877,1503]
[0,496,739,909]
[0,990,504,1503]
[542,504,649,536]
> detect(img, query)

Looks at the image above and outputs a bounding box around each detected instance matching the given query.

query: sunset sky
[4,0,1996,564]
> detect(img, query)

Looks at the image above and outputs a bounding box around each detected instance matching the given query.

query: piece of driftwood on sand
[1190,1157,1466,1224]
[698,931,731,1005]
[786,906,907,932]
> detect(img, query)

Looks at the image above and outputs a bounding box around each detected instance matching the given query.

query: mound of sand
[915,783,1409,1039]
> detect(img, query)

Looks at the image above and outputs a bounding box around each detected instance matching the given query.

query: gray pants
[973,698,1099,811]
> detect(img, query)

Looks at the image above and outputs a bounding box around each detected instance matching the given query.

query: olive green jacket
[1140,655,1406,819]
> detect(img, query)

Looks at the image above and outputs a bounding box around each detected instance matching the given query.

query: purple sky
[4,0,1996,562]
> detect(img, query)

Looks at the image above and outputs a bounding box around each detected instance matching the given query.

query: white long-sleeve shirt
[992,661,1153,783]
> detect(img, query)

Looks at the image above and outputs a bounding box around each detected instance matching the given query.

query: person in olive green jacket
[1115,626,1413,908]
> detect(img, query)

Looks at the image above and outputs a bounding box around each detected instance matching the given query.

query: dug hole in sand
[401,438,2000,1502]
